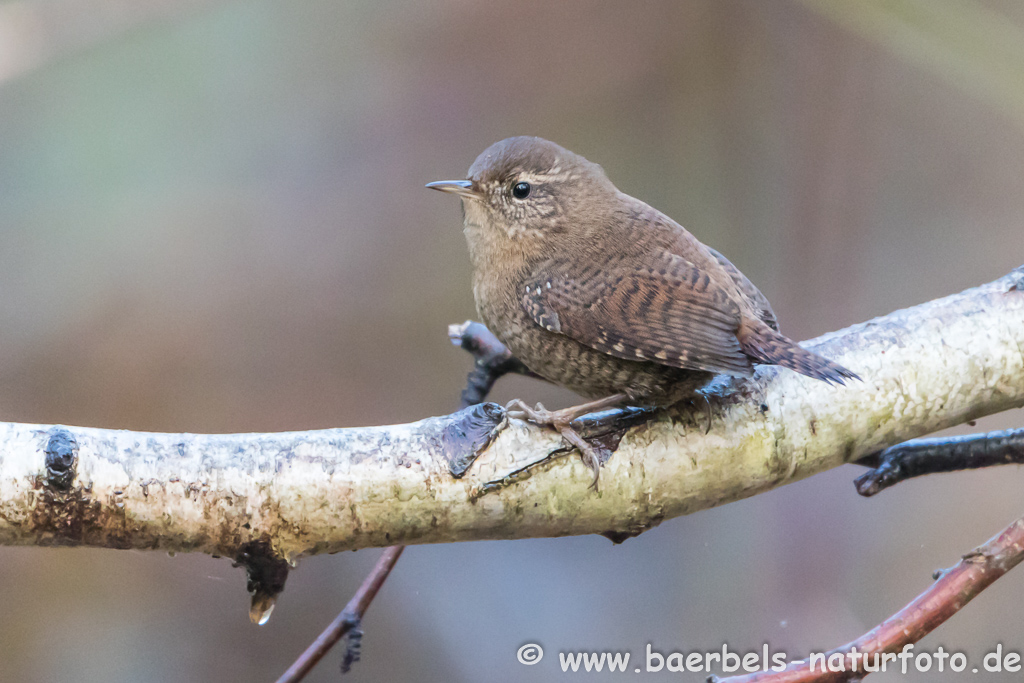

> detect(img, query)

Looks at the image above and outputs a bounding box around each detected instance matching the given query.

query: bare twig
[854,427,1024,496]
[274,546,404,683]
[448,320,539,407]
[712,514,1024,683]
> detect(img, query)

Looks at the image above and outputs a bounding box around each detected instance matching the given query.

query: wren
[428,136,858,487]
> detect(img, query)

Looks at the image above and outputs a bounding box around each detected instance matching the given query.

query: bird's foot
[505,393,628,490]
[506,400,603,489]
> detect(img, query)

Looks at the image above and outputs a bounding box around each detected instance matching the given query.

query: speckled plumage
[433,136,858,408]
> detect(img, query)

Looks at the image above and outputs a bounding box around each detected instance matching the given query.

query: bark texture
[0,268,1021,563]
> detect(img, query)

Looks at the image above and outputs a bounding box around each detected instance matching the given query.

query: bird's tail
[737,318,860,385]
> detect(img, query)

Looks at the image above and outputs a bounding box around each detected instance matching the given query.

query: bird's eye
[512,181,531,200]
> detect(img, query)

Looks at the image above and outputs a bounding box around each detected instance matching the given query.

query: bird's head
[427,137,617,266]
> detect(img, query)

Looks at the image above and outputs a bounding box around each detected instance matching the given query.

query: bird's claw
[504,398,603,489]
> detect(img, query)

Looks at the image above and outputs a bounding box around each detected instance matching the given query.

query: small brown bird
[428,136,858,486]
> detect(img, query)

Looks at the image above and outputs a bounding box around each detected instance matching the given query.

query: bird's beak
[425,179,479,200]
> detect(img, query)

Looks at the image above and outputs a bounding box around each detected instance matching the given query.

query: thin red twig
[714,515,1024,683]
[275,546,405,683]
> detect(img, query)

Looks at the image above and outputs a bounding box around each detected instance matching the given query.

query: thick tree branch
[0,267,1021,563]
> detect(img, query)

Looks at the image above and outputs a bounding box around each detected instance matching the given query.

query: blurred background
[0,0,1022,681]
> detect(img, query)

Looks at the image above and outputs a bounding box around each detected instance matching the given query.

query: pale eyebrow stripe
[516,170,571,184]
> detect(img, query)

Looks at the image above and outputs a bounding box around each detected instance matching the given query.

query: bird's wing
[705,247,779,332]
[521,252,754,376]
